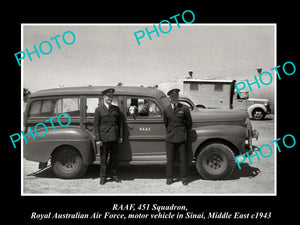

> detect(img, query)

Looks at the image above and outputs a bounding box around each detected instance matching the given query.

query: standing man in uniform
[94,88,124,185]
[163,89,193,186]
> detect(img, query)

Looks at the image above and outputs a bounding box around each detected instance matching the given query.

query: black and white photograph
[21,24,276,195]
[5,5,297,225]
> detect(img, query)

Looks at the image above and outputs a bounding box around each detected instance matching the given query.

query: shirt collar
[104,101,110,109]
[171,102,178,109]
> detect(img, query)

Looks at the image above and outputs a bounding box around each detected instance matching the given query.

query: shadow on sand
[27,162,260,183]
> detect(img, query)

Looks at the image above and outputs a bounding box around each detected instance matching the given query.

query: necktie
[173,103,177,111]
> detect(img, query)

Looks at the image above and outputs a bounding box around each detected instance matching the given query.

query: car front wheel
[252,108,265,120]
[195,142,236,180]
[51,146,88,179]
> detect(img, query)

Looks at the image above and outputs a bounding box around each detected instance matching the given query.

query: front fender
[247,104,268,116]
[24,126,94,164]
[190,125,247,155]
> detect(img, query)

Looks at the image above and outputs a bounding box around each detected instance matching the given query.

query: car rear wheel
[195,142,236,180]
[51,146,88,179]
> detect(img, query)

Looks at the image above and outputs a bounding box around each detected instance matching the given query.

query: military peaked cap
[102,88,115,96]
[167,88,180,96]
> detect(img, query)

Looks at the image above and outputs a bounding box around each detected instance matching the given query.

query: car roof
[29,86,166,99]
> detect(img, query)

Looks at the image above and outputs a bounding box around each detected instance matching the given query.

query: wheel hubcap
[207,154,223,170]
[58,150,77,170]
[253,111,263,119]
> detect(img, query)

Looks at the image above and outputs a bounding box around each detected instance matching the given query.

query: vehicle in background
[233,91,271,120]
[159,78,271,120]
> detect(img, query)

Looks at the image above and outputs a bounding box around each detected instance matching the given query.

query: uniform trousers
[166,141,188,181]
[100,141,119,178]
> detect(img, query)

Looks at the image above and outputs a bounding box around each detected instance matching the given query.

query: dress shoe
[166,178,173,185]
[100,177,107,185]
[181,177,189,186]
[182,181,189,186]
[112,176,122,183]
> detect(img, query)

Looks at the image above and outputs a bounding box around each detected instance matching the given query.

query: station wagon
[24,86,258,180]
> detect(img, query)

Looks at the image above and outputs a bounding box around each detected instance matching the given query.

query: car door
[119,96,166,161]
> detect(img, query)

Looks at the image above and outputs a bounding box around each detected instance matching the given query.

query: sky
[22,24,275,93]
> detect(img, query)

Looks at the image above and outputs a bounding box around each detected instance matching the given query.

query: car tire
[51,146,88,179]
[252,108,265,120]
[195,142,236,180]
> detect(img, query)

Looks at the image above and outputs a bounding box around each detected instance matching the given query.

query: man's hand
[118,137,123,143]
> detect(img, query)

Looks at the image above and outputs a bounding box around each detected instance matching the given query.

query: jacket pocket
[100,126,111,133]
[176,126,186,136]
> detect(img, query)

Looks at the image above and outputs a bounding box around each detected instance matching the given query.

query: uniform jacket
[163,103,193,143]
[94,104,124,142]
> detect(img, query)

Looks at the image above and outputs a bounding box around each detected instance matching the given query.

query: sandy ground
[23,116,275,195]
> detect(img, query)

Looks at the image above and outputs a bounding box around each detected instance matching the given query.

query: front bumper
[243,117,259,153]
[245,129,259,156]
[265,104,272,114]
[252,129,259,141]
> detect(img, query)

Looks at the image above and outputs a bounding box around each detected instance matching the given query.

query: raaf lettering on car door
[139,127,151,131]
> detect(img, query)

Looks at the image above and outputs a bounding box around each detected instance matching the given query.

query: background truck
[159,78,272,120]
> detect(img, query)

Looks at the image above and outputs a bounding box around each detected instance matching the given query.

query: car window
[86,97,101,117]
[86,96,119,117]
[57,98,80,117]
[126,98,161,118]
[214,83,223,92]
[190,83,198,91]
[28,97,80,118]
[236,91,249,100]
[28,99,57,117]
